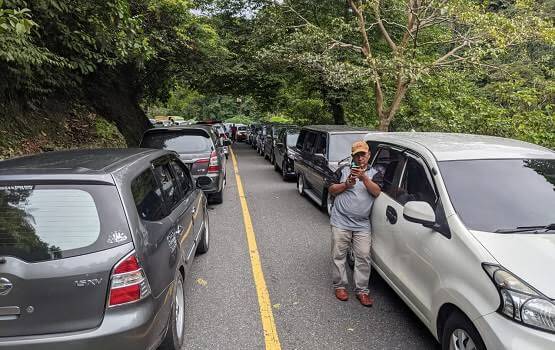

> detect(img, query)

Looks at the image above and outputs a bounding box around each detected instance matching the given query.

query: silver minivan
[362,132,555,350]
[0,148,209,349]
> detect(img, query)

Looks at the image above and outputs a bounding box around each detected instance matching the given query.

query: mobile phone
[350,161,360,169]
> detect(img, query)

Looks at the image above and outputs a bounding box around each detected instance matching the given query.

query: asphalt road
[183,142,439,350]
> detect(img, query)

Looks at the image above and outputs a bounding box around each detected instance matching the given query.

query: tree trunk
[329,97,345,125]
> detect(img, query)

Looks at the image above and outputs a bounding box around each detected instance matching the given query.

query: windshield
[286,133,299,146]
[439,159,555,233]
[141,132,213,153]
[329,133,367,162]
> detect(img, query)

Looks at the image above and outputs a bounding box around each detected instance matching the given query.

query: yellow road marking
[230,147,281,350]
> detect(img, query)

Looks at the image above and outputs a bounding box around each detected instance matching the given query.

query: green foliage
[225,115,253,124]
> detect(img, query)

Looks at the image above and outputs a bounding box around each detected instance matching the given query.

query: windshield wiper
[494,223,555,234]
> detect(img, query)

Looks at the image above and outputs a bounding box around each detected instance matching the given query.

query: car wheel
[281,161,289,181]
[159,273,185,350]
[210,190,223,204]
[196,209,209,254]
[441,311,486,350]
[297,174,305,196]
[325,192,333,216]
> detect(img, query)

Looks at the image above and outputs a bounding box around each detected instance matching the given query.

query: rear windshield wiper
[494,223,555,234]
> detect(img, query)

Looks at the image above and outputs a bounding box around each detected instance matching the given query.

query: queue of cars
[0,121,234,349]
[248,124,555,350]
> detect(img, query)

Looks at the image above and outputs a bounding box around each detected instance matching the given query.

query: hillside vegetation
[1,0,553,157]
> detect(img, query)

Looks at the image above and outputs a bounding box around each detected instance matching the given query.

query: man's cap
[351,140,369,155]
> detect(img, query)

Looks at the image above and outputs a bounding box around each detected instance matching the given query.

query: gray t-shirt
[330,166,379,232]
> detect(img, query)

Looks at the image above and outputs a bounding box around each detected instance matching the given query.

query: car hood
[470,230,555,298]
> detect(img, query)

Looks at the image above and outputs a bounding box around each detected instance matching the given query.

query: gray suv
[140,126,228,204]
[0,148,209,350]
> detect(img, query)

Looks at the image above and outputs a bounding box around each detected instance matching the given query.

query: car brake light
[208,151,220,173]
[108,252,151,307]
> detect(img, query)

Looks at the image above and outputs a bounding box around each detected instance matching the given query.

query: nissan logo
[0,277,13,296]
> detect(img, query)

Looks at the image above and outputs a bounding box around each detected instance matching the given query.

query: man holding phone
[328,140,381,306]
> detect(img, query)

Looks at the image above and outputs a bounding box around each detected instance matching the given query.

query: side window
[303,132,317,153]
[398,157,437,208]
[314,133,327,155]
[367,141,380,164]
[371,147,405,197]
[131,169,167,221]
[296,130,306,149]
[153,163,181,210]
[170,160,193,195]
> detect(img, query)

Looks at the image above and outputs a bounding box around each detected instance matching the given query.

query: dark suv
[140,126,227,204]
[0,148,209,350]
[273,126,300,180]
[294,125,370,215]
[263,124,296,164]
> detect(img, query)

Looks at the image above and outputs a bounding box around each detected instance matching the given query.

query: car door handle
[386,206,398,225]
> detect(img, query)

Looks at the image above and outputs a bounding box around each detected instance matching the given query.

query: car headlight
[483,264,555,333]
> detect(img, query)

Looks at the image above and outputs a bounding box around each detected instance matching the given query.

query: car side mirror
[403,201,436,228]
[223,139,232,146]
[195,178,203,189]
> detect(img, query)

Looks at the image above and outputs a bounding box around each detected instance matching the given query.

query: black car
[0,148,209,350]
[294,125,371,215]
[140,126,229,204]
[273,126,300,180]
[255,125,269,156]
[263,124,295,164]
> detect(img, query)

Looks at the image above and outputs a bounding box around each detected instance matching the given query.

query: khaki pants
[331,226,371,293]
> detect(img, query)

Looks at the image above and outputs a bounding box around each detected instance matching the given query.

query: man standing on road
[328,141,381,307]
[231,124,238,144]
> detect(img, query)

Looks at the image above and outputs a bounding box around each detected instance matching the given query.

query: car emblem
[0,277,13,296]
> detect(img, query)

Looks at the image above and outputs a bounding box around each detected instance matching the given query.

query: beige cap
[351,140,369,155]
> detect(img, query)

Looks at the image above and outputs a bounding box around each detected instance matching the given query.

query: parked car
[263,124,293,163]
[140,126,228,204]
[294,125,370,215]
[273,126,300,180]
[255,125,269,156]
[361,132,555,350]
[236,124,248,142]
[0,148,209,350]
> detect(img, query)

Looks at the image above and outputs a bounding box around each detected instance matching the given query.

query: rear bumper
[193,173,222,194]
[0,288,171,350]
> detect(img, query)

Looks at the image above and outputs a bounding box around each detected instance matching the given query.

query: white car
[362,132,555,350]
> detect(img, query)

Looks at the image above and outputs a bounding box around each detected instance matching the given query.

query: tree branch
[373,2,397,51]
[433,41,469,66]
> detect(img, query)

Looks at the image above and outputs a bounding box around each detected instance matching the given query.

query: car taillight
[108,252,151,307]
[208,150,220,173]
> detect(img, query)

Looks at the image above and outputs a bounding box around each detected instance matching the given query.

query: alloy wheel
[449,329,477,350]
[298,175,304,194]
[174,277,185,343]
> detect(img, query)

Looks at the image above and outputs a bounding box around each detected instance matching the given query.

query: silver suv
[0,148,209,350]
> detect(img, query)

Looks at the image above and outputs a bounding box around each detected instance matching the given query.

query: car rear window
[0,184,131,263]
[238,126,247,131]
[141,131,213,153]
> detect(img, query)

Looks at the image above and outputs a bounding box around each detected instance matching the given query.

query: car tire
[297,174,305,196]
[281,161,290,181]
[159,273,185,350]
[441,311,486,350]
[196,209,209,254]
[325,192,333,216]
[210,190,223,204]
